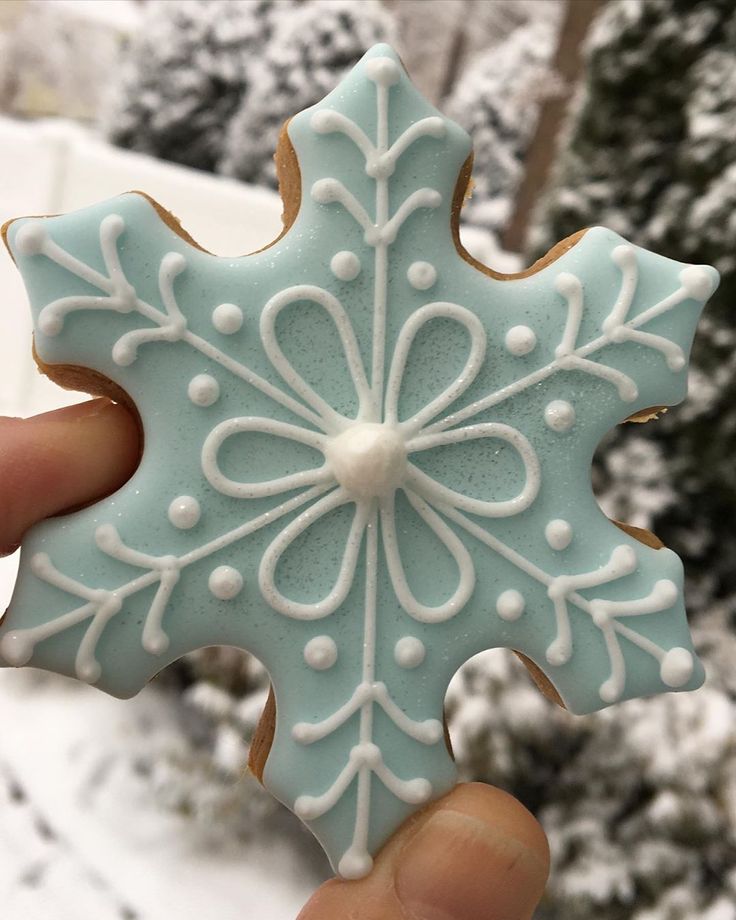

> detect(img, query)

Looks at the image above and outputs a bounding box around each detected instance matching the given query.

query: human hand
[0,399,550,920]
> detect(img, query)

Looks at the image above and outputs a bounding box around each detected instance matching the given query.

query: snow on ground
[0,668,316,920]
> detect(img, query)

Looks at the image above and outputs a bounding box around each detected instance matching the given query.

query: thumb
[299,783,549,920]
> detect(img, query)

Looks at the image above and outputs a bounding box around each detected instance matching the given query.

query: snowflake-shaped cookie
[1,45,718,877]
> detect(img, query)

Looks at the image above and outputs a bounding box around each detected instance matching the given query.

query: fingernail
[31,398,114,423]
[394,810,547,920]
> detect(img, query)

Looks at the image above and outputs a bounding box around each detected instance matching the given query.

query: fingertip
[298,783,549,920]
[0,399,141,553]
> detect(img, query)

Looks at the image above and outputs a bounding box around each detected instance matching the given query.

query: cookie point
[680,265,717,301]
[14,221,47,257]
[0,631,34,666]
[364,57,400,87]
[338,847,373,880]
[660,647,693,688]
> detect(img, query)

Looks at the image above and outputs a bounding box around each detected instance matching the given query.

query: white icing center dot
[326,424,407,499]
[188,373,220,407]
[168,495,201,529]
[660,647,693,687]
[544,399,575,431]
[407,261,437,290]
[304,635,338,671]
[394,636,425,669]
[496,589,525,621]
[208,565,243,600]
[212,302,243,334]
[505,325,537,356]
[331,250,361,281]
[546,519,572,550]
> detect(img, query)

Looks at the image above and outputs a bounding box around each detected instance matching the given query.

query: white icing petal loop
[259,490,370,620]
[202,417,331,498]
[261,285,373,430]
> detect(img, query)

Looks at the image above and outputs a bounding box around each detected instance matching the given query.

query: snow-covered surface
[0,670,314,919]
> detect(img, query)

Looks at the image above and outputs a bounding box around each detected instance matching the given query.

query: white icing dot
[546,639,570,667]
[680,266,717,301]
[212,303,243,334]
[364,57,400,86]
[338,847,374,880]
[505,325,537,356]
[546,519,572,550]
[208,565,244,600]
[407,261,437,290]
[304,635,338,671]
[78,659,102,684]
[14,221,47,256]
[599,678,619,703]
[496,589,525,622]
[168,495,200,529]
[330,250,361,281]
[188,374,220,407]
[544,399,575,432]
[394,636,425,669]
[0,631,34,666]
[660,647,694,687]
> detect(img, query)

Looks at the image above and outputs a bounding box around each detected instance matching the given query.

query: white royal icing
[544,399,575,432]
[407,261,437,290]
[212,302,243,334]
[304,635,339,670]
[394,636,426,668]
[330,250,362,281]
[496,589,525,622]
[168,495,201,530]
[208,565,244,600]
[504,325,537,356]
[188,373,220,407]
[545,519,573,551]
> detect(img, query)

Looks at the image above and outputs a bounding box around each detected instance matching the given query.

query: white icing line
[310,110,376,160]
[384,301,486,431]
[406,423,541,518]
[554,272,584,357]
[311,178,373,234]
[381,189,441,245]
[3,484,334,676]
[258,490,369,620]
[380,490,475,623]
[261,285,373,431]
[425,248,703,434]
[386,117,446,164]
[201,416,331,499]
[434,502,682,701]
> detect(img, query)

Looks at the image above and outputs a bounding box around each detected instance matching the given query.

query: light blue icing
[0,45,719,877]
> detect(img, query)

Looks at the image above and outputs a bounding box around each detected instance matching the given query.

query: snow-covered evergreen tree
[106,0,393,186]
[531,0,736,617]
[446,605,736,920]
[105,0,298,172]
[220,0,395,187]
[444,3,562,240]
